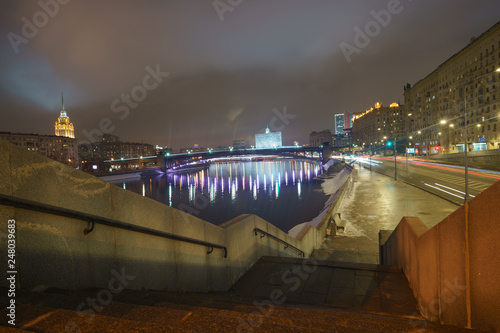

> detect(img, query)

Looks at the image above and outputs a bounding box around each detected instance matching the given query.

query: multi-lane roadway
[355,156,500,206]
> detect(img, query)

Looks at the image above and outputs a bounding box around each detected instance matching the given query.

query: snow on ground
[288,164,352,237]
[321,167,351,196]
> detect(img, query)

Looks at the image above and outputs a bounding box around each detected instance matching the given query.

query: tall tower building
[343,111,352,133]
[54,93,75,138]
[334,114,344,135]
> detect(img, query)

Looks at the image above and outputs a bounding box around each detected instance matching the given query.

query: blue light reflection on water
[118,160,326,232]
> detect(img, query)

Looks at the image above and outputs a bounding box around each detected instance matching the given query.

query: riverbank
[288,160,351,237]
[93,167,164,181]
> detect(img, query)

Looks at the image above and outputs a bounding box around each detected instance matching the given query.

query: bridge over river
[161,145,335,171]
[91,145,337,174]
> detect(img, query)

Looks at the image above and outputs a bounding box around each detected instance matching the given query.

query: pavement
[1,281,476,332]
[313,164,459,264]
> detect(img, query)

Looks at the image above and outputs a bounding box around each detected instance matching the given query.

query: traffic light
[387,141,392,146]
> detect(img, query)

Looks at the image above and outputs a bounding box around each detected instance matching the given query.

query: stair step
[150,298,470,332]
[0,326,36,332]
[232,257,418,316]
[2,301,357,333]
[152,301,374,332]
[260,256,401,272]
[4,308,191,333]
[3,288,477,332]
[4,290,369,332]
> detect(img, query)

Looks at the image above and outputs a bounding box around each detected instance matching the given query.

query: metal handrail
[0,194,227,258]
[253,228,305,257]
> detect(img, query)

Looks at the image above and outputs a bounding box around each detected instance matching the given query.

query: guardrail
[0,194,227,258]
[253,227,305,257]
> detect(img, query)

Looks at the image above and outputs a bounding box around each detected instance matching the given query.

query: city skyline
[1,1,499,149]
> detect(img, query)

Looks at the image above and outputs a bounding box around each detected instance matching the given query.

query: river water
[112,159,329,232]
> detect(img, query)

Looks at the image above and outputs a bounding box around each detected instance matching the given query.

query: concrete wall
[0,139,343,293]
[297,164,353,255]
[429,149,500,171]
[381,180,500,332]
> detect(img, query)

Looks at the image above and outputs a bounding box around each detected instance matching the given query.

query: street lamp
[394,135,397,181]
[462,75,470,204]
[367,133,372,171]
[407,136,413,166]
[383,136,387,156]
[369,141,372,171]
[439,120,456,154]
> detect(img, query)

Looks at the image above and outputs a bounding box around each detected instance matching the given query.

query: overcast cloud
[0,0,499,149]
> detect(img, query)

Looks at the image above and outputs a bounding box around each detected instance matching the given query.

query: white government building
[255,127,282,148]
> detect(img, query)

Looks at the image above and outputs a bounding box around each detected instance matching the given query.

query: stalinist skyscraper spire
[54,92,75,138]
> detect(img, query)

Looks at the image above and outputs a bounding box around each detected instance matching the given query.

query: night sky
[1,0,499,150]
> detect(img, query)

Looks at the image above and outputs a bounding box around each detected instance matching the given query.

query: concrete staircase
[1,257,477,332]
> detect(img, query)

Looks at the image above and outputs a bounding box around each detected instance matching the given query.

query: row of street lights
[370,68,500,204]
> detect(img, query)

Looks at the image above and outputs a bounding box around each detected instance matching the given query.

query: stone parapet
[380,178,500,332]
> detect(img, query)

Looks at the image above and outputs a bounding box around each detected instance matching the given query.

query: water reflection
[168,183,172,207]
[116,160,325,230]
[163,160,319,201]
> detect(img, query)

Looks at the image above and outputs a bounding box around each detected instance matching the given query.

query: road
[354,156,500,205]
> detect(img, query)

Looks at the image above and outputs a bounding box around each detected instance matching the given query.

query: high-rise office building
[343,111,353,133]
[334,114,344,135]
